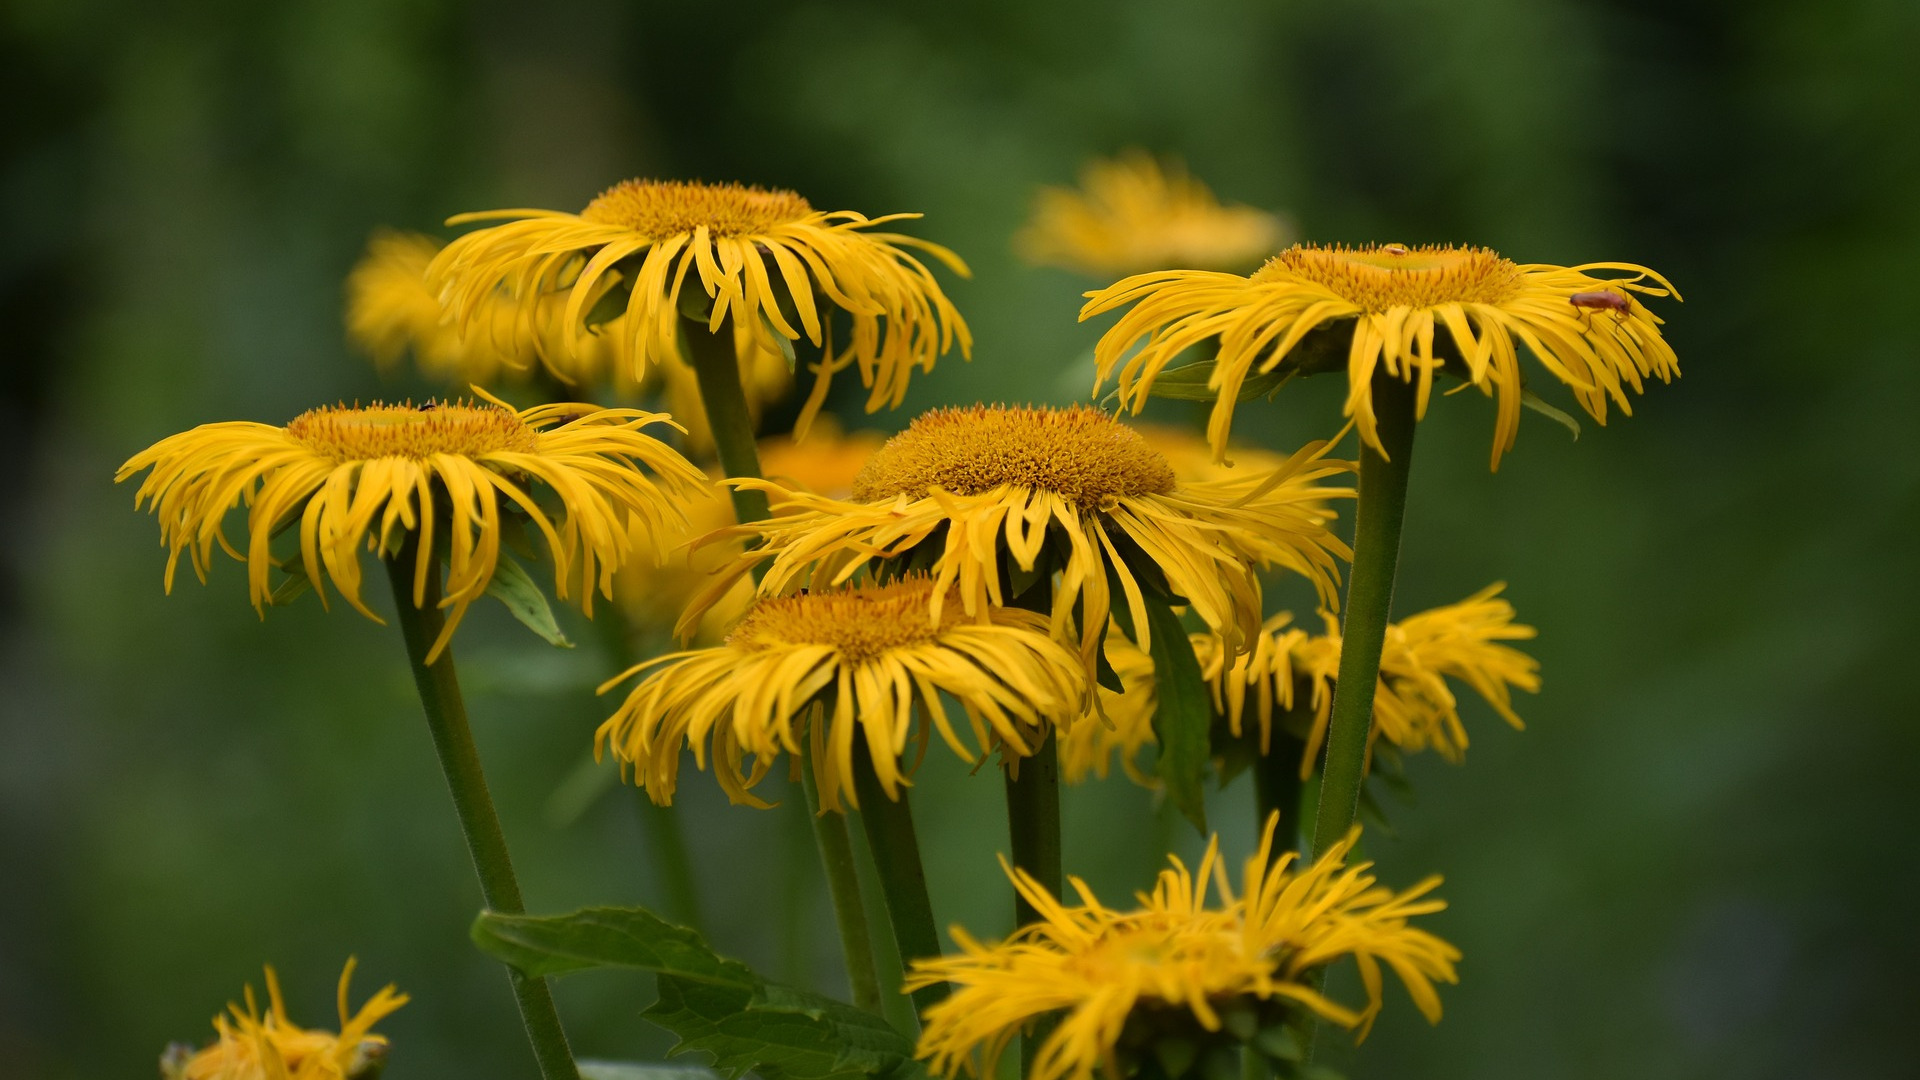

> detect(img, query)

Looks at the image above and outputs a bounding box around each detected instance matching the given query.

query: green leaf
[268,559,312,606]
[472,907,919,1080]
[473,906,753,984]
[648,977,920,1080]
[1137,362,1294,404]
[1141,591,1210,834]
[578,1061,721,1080]
[583,276,635,331]
[760,312,799,372]
[1520,388,1583,441]
[484,553,573,648]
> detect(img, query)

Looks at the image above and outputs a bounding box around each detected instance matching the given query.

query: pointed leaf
[485,553,573,648]
[472,906,755,985]
[1142,591,1210,834]
[1520,389,1582,441]
[579,1061,721,1080]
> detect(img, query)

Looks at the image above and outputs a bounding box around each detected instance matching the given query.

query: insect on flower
[1569,289,1630,313]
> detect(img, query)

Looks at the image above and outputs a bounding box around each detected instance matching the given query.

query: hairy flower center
[286,402,537,463]
[727,578,957,662]
[579,179,814,238]
[850,404,1177,508]
[1257,243,1523,310]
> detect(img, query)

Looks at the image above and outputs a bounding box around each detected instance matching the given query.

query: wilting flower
[117,396,708,661]
[1083,242,1680,467]
[162,959,407,1080]
[598,576,1087,811]
[1203,584,1539,776]
[681,404,1351,669]
[908,818,1457,1080]
[428,179,970,429]
[1017,152,1289,276]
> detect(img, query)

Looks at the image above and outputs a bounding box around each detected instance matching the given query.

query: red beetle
[1569,290,1630,313]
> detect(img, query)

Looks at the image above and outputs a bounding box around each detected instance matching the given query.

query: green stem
[852,746,949,1015]
[1308,373,1417,858]
[798,722,885,1014]
[591,609,707,932]
[1005,581,1062,1077]
[383,538,579,1080]
[1251,723,1308,859]
[681,313,771,525]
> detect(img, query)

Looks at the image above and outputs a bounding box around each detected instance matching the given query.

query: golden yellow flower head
[428,178,971,432]
[907,817,1458,1080]
[1083,242,1681,467]
[598,575,1087,812]
[162,959,407,1080]
[117,395,708,662]
[682,404,1352,670]
[1203,584,1540,778]
[1017,152,1290,276]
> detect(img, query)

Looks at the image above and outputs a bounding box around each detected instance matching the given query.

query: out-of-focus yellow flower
[428,179,970,433]
[1065,586,1538,787]
[117,396,708,662]
[1058,632,1156,786]
[597,576,1086,811]
[344,229,636,392]
[681,405,1351,673]
[614,421,888,642]
[1204,584,1539,777]
[907,818,1457,1080]
[1017,152,1289,276]
[1084,242,1680,467]
[162,959,407,1080]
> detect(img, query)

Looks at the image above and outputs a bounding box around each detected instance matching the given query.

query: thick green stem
[383,538,578,1080]
[1251,724,1309,858]
[1004,582,1062,1076]
[798,726,885,1014]
[681,314,770,524]
[1309,374,1417,858]
[852,746,949,1015]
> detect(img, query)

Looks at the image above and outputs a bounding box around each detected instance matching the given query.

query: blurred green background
[3,0,1917,1077]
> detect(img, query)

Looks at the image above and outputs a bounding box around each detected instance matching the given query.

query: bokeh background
[4,0,1918,1077]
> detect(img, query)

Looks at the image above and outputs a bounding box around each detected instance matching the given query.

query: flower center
[850,404,1177,508]
[727,578,957,663]
[579,179,814,238]
[1256,242,1524,310]
[286,402,537,463]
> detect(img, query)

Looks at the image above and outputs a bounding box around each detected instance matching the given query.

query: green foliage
[473,907,920,1080]
[1141,588,1212,834]
[483,552,574,648]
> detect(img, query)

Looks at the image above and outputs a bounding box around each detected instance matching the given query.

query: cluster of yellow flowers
[122,158,1676,1080]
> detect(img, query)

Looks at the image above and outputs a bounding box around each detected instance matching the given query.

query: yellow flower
[163,959,407,1080]
[1202,584,1539,778]
[681,405,1352,670]
[428,179,971,430]
[614,422,891,642]
[1083,242,1681,467]
[597,576,1086,812]
[653,324,796,459]
[1057,632,1157,786]
[117,396,708,662]
[345,229,635,391]
[907,818,1457,1080]
[1017,152,1289,276]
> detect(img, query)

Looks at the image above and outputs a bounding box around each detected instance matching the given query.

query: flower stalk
[1309,373,1418,857]
[382,534,579,1080]
[681,314,771,524]
[798,711,885,1015]
[852,744,949,1014]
